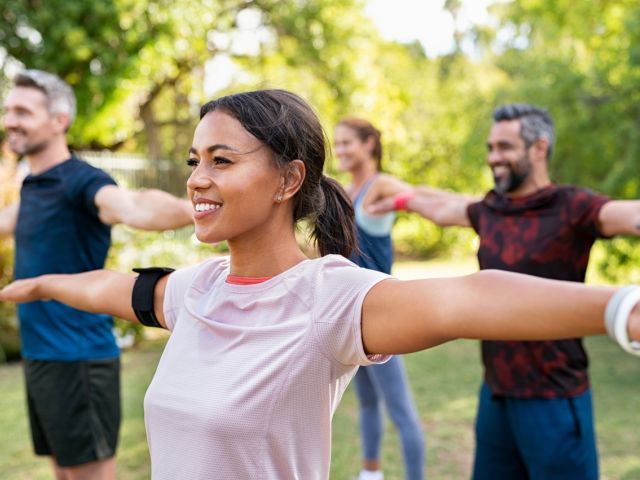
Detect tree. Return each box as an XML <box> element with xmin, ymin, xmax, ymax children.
<box><xmin>0</xmin><ymin>0</ymin><xmax>371</xmax><ymax>160</ymax></box>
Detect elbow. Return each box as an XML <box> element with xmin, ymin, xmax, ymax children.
<box><xmin>119</xmin><ymin>211</ymin><xmax>161</xmax><ymax>231</ymax></box>
<box><xmin>431</xmin><ymin>212</ymin><xmax>455</xmax><ymax>227</ymax></box>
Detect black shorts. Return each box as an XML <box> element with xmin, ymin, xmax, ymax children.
<box><xmin>24</xmin><ymin>357</ymin><xmax>121</xmax><ymax>467</ymax></box>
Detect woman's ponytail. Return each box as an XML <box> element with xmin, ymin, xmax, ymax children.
<box><xmin>311</xmin><ymin>176</ymin><xmax>358</xmax><ymax>258</ymax></box>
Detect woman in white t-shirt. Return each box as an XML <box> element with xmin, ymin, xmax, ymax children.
<box><xmin>1</xmin><ymin>89</ymin><xmax>638</xmax><ymax>480</ymax></box>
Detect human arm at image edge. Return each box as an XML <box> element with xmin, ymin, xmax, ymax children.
<box><xmin>598</xmin><ymin>199</ymin><xmax>640</xmax><ymax>237</ymax></box>
<box><xmin>0</xmin><ymin>270</ymin><xmax>169</xmax><ymax>329</ymax></box>
<box><xmin>361</xmin><ymin>270</ymin><xmax>638</xmax><ymax>355</ymax></box>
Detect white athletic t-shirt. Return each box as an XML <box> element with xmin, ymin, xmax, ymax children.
<box><xmin>144</xmin><ymin>254</ymin><xmax>390</xmax><ymax>479</ymax></box>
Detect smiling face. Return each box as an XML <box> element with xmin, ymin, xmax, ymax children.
<box><xmin>486</xmin><ymin>119</ymin><xmax>534</xmax><ymax>195</ymax></box>
<box><xmin>186</xmin><ymin>110</ymin><xmax>285</xmax><ymax>245</ymax></box>
<box><xmin>334</xmin><ymin>124</ymin><xmax>375</xmax><ymax>174</ymax></box>
<box><xmin>3</xmin><ymin>86</ymin><xmax>66</xmax><ymax>157</ymax></box>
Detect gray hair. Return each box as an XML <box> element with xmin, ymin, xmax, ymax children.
<box><xmin>13</xmin><ymin>69</ymin><xmax>76</xmax><ymax>129</ymax></box>
<box><xmin>492</xmin><ymin>103</ymin><xmax>555</xmax><ymax>161</ymax></box>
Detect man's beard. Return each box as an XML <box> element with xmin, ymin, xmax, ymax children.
<box><xmin>7</xmin><ymin>129</ymin><xmax>49</xmax><ymax>156</ymax></box>
<box><xmin>493</xmin><ymin>153</ymin><xmax>532</xmax><ymax>195</ymax></box>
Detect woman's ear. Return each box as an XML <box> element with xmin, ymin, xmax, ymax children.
<box><xmin>364</xmin><ymin>134</ymin><xmax>376</xmax><ymax>155</ymax></box>
<box><xmin>277</xmin><ymin>160</ymin><xmax>306</xmax><ymax>202</ymax></box>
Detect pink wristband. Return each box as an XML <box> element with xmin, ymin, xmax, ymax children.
<box><xmin>393</xmin><ymin>192</ymin><xmax>416</xmax><ymax>211</ymax></box>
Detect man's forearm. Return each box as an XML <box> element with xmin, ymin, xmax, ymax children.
<box><xmin>124</xmin><ymin>190</ymin><xmax>193</xmax><ymax>231</ymax></box>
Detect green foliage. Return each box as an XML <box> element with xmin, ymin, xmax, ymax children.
<box><xmin>1</xmin><ymin>0</ymin><xmax>371</xmax><ymax>160</ymax></box>
<box><xmin>2</xmin><ymin>0</ymin><xmax>638</xmax><ymax>270</ymax></box>
<box><xmin>0</xmin><ymin>236</ymin><xmax>19</xmax><ymax>362</ymax></box>
<box><xmin>0</xmin><ymin>163</ymin><xmax>19</xmax><ymax>362</ymax></box>
<box><xmin>591</xmin><ymin>240</ymin><xmax>640</xmax><ymax>285</ymax></box>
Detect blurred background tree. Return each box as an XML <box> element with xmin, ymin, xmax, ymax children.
<box><xmin>0</xmin><ymin>142</ymin><xmax>20</xmax><ymax>361</ymax></box>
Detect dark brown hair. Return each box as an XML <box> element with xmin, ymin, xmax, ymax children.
<box><xmin>337</xmin><ymin>117</ymin><xmax>383</xmax><ymax>171</ymax></box>
<box><xmin>200</xmin><ymin>89</ymin><xmax>357</xmax><ymax>258</ymax></box>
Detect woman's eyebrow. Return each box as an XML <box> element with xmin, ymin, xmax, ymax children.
<box><xmin>188</xmin><ymin>143</ymin><xmax>240</xmax><ymax>155</ymax></box>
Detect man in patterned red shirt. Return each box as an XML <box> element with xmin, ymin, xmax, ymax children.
<box><xmin>370</xmin><ymin>104</ymin><xmax>640</xmax><ymax>480</ymax></box>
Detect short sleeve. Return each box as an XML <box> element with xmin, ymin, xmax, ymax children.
<box><xmin>466</xmin><ymin>200</ymin><xmax>483</xmax><ymax>234</ymax></box>
<box><xmin>312</xmin><ymin>256</ymin><xmax>391</xmax><ymax>367</ymax></box>
<box><xmin>163</xmin><ymin>263</ymin><xmax>204</xmax><ymax>331</ymax></box>
<box><xmin>162</xmin><ymin>258</ymin><xmax>229</xmax><ymax>331</ymax></box>
<box><xmin>66</xmin><ymin>160</ymin><xmax>117</xmax><ymax>216</ymax></box>
<box><xmin>567</xmin><ymin>187</ymin><xmax>610</xmax><ymax>238</ymax></box>
<box><xmin>81</xmin><ymin>169</ymin><xmax>117</xmax><ymax>215</ymax></box>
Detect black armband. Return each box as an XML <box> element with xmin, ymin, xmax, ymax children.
<box><xmin>131</xmin><ymin>267</ymin><xmax>175</xmax><ymax>328</ymax></box>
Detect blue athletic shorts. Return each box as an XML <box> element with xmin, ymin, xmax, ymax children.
<box><xmin>472</xmin><ymin>382</ymin><xmax>598</xmax><ymax>480</ymax></box>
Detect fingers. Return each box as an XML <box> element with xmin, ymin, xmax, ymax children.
<box><xmin>0</xmin><ymin>280</ymin><xmax>37</xmax><ymax>303</ymax></box>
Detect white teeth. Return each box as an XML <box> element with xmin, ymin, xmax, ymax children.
<box><xmin>194</xmin><ymin>203</ymin><xmax>221</xmax><ymax>212</ymax></box>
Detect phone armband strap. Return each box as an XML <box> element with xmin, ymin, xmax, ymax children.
<box><xmin>131</xmin><ymin>267</ymin><xmax>175</xmax><ymax>328</ymax></box>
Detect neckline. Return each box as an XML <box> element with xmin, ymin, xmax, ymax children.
<box><xmin>25</xmin><ymin>156</ymin><xmax>74</xmax><ymax>179</ymax></box>
<box><xmin>226</xmin><ymin>275</ymin><xmax>273</xmax><ymax>285</ymax></box>
<box><xmin>485</xmin><ymin>184</ymin><xmax>558</xmax><ymax>212</ymax></box>
<box><xmin>221</xmin><ymin>258</ymin><xmax>312</xmax><ymax>292</ymax></box>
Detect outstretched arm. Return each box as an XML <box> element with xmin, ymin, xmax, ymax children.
<box><xmin>598</xmin><ymin>200</ymin><xmax>640</xmax><ymax>237</ymax></box>
<box><xmin>367</xmin><ymin>183</ymin><xmax>479</xmax><ymax>227</ymax></box>
<box><xmin>0</xmin><ymin>270</ymin><xmax>170</xmax><ymax>328</ymax></box>
<box><xmin>359</xmin><ymin>174</ymin><xmax>412</xmax><ymax>210</ymax></box>
<box><xmin>361</xmin><ymin>271</ymin><xmax>638</xmax><ymax>355</ymax></box>
<box><xmin>95</xmin><ymin>185</ymin><xmax>193</xmax><ymax>231</ymax></box>
<box><xmin>0</xmin><ymin>203</ymin><xmax>18</xmax><ymax>237</ymax></box>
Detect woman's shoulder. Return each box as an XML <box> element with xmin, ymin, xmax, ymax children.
<box><xmin>376</xmin><ymin>173</ymin><xmax>411</xmax><ymax>193</ymax></box>
<box><xmin>307</xmin><ymin>254</ymin><xmax>356</xmax><ymax>270</ymax></box>
<box><xmin>372</xmin><ymin>172</ymin><xmax>397</xmax><ymax>183</ymax></box>
<box><xmin>169</xmin><ymin>255</ymin><xmax>230</xmax><ymax>290</ymax></box>
<box><xmin>306</xmin><ymin>255</ymin><xmax>389</xmax><ymax>287</ymax></box>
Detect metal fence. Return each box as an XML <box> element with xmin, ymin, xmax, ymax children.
<box><xmin>79</xmin><ymin>150</ymin><xmax>189</xmax><ymax>198</ymax></box>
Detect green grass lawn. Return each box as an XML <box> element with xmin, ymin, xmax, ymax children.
<box><xmin>1</xmin><ymin>258</ymin><xmax>639</xmax><ymax>479</ymax></box>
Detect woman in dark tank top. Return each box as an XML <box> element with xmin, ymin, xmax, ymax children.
<box><xmin>334</xmin><ymin>118</ymin><xmax>425</xmax><ymax>480</ymax></box>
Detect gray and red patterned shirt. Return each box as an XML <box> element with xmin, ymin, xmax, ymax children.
<box><xmin>467</xmin><ymin>185</ymin><xmax>610</xmax><ymax>398</ymax></box>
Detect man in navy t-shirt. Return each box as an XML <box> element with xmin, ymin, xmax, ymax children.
<box><xmin>369</xmin><ymin>104</ymin><xmax>640</xmax><ymax>479</ymax></box>
<box><xmin>0</xmin><ymin>70</ymin><xmax>193</xmax><ymax>479</ymax></box>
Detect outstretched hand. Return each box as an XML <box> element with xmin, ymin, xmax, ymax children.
<box><xmin>0</xmin><ymin>278</ymin><xmax>47</xmax><ymax>303</ymax></box>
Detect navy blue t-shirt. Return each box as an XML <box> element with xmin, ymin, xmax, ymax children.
<box><xmin>15</xmin><ymin>156</ymin><xmax>120</xmax><ymax>360</ymax></box>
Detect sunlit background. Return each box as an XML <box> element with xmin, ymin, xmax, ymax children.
<box><xmin>1</xmin><ymin>1</ymin><xmax>639</xmax><ymax>478</ymax></box>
